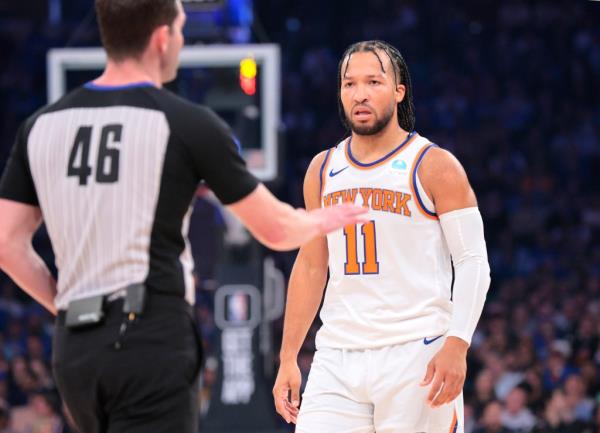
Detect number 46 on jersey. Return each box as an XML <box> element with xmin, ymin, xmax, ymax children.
<box><xmin>68</xmin><ymin>124</ymin><xmax>122</xmax><ymax>186</ymax></box>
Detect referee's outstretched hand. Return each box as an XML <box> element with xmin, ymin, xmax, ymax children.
<box><xmin>273</xmin><ymin>360</ymin><xmax>301</xmax><ymax>424</ymax></box>
<box><xmin>306</xmin><ymin>203</ymin><xmax>370</xmax><ymax>236</ymax></box>
<box><xmin>228</xmin><ymin>184</ymin><xmax>368</xmax><ymax>251</ymax></box>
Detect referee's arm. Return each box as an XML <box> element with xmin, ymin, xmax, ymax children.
<box><xmin>0</xmin><ymin>123</ymin><xmax>57</xmax><ymax>315</ymax></box>
<box><xmin>0</xmin><ymin>200</ymin><xmax>57</xmax><ymax>315</ymax></box>
<box><xmin>188</xmin><ymin>107</ymin><xmax>367</xmax><ymax>251</ymax></box>
<box><xmin>227</xmin><ymin>184</ymin><xmax>366</xmax><ymax>251</ymax></box>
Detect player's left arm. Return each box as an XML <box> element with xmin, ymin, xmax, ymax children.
<box><xmin>0</xmin><ymin>199</ymin><xmax>57</xmax><ymax>315</ymax></box>
<box><xmin>418</xmin><ymin>146</ymin><xmax>491</xmax><ymax>407</ymax></box>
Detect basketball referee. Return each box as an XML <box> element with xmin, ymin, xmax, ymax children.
<box><xmin>0</xmin><ymin>1</ymin><xmax>366</xmax><ymax>432</ymax></box>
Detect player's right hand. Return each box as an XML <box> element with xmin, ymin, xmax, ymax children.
<box><xmin>273</xmin><ymin>360</ymin><xmax>302</xmax><ymax>424</ymax></box>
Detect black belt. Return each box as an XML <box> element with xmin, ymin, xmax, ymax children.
<box><xmin>57</xmin><ymin>289</ymin><xmax>190</xmax><ymax>327</ymax></box>
<box><xmin>57</xmin><ymin>296</ymin><xmax>122</xmax><ymax>326</ymax></box>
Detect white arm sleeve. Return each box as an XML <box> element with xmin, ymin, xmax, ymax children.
<box><xmin>439</xmin><ymin>207</ymin><xmax>491</xmax><ymax>345</ymax></box>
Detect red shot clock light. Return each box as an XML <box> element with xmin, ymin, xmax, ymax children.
<box><xmin>239</xmin><ymin>57</ymin><xmax>257</xmax><ymax>96</ymax></box>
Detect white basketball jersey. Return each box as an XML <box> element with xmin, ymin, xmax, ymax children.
<box><xmin>316</xmin><ymin>132</ymin><xmax>453</xmax><ymax>349</ymax></box>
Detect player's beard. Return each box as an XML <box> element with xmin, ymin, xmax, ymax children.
<box><xmin>345</xmin><ymin>102</ymin><xmax>396</xmax><ymax>136</ymax></box>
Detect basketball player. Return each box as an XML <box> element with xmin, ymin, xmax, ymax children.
<box><xmin>273</xmin><ymin>40</ymin><xmax>491</xmax><ymax>433</ymax></box>
<box><xmin>0</xmin><ymin>2</ymin><xmax>366</xmax><ymax>432</ymax></box>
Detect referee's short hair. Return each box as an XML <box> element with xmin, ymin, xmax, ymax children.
<box><xmin>95</xmin><ymin>0</ymin><xmax>179</xmax><ymax>61</ymax></box>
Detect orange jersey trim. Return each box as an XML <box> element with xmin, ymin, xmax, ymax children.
<box><xmin>449</xmin><ymin>410</ymin><xmax>458</xmax><ymax>433</ymax></box>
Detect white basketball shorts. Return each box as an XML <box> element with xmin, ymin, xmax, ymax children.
<box><xmin>296</xmin><ymin>335</ymin><xmax>463</xmax><ymax>433</ymax></box>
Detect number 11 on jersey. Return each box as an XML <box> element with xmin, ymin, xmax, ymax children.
<box><xmin>343</xmin><ymin>221</ymin><xmax>379</xmax><ymax>275</ymax></box>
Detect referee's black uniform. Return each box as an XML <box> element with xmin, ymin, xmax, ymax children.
<box><xmin>0</xmin><ymin>81</ymin><xmax>259</xmax><ymax>433</ymax></box>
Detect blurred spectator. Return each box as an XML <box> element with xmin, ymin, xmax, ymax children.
<box><xmin>10</xmin><ymin>391</ymin><xmax>62</xmax><ymax>433</ymax></box>
<box><xmin>542</xmin><ymin>344</ymin><xmax>578</xmax><ymax>392</ymax></box>
<box><xmin>470</xmin><ymin>369</ymin><xmax>497</xmax><ymax>420</ymax></box>
<box><xmin>562</xmin><ymin>374</ymin><xmax>595</xmax><ymax>423</ymax></box>
<box><xmin>8</xmin><ymin>358</ymin><xmax>38</xmax><ymax>407</ymax></box>
<box><xmin>501</xmin><ymin>387</ymin><xmax>537</xmax><ymax>432</ymax></box>
<box><xmin>465</xmin><ymin>403</ymin><xmax>477</xmax><ymax>433</ymax></box>
<box><xmin>520</xmin><ymin>369</ymin><xmax>546</xmax><ymax>414</ymax></box>
<box><xmin>533</xmin><ymin>389</ymin><xmax>591</xmax><ymax>433</ymax></box>
<box><xmin>473</xmin><ymin>401</ymin><xmax>511</xmax><ymax>433</ymax></box>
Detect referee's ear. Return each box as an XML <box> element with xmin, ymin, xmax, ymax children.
<box><xmin>149</xmin><ymin>25</ymin><xmax>171</xmax><ymax>57</ymax></box>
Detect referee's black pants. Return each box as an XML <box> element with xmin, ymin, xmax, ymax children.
<box><xmin>52</xmin><ymin>293</ymin><xmax>203</xmax><ymax>433</ymax></box>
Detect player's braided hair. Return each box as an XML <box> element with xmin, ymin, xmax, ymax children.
<box><xmin>337</xmin><ymin>40</ymin><xmax>416</xmax><ymax>132</ymax></box>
